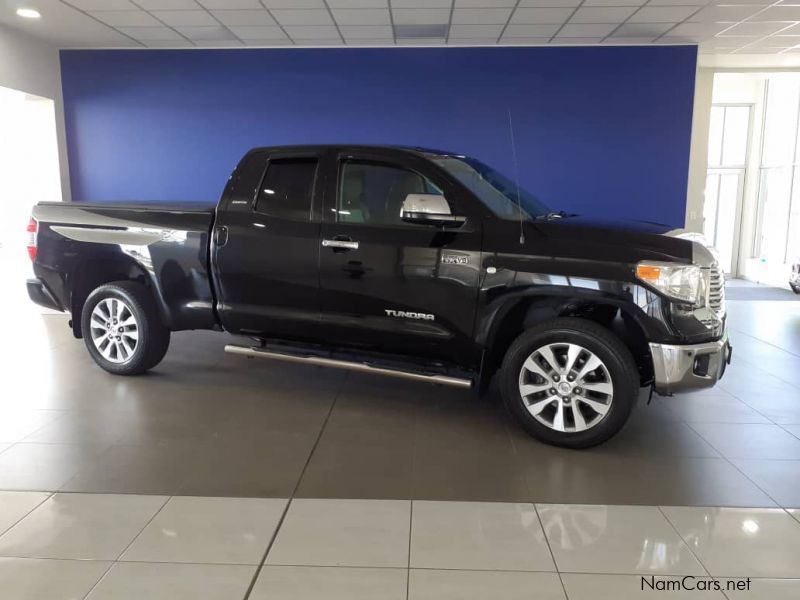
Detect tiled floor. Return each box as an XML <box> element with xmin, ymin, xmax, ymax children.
<box><xmin>1</xmin><ymin>492</ymin><xmax>800</xmax><ymax>599</ymax></box>
<box><xmin>1</xmin><ymin>289</ymin><xmax>799</xmax><ymax>508</ymax></box>
<box><xmin>1</xmin><ymin>271</ymin><xmax>799</xmax><ymax>597</ymax></box>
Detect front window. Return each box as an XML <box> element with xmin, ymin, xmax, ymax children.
<box><xmin>427</xmin><ymin>155</ymin><xmax>550</xmax><ymax>219</ymax></box>
<box><xmin>337</xmin><ymin>160</ymin><xmax>444</xmax><ymax>226</ymax></box>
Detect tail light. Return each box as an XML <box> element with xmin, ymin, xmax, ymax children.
<box><xmin>26</xmin><ymin>217</ymin><xmax>38</xmax><ymax>261</ymax></box>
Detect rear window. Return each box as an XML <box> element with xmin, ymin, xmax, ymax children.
<box><xmin>254</xmin><ymin>158</ymin><xmax>318</xmax><ymax>221</ymax></box>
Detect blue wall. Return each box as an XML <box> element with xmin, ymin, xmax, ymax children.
<box><xmin>60</xmin><ymin>46</ymin><xmax>696</xmax><ymax>226</ymax></box>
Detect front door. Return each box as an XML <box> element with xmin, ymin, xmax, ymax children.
<box><xmin>213</xmin><ymin>151</ymin><xmax>322</xmax><ymax>339</ymax></box>
<box><xmin>318</xmin><ymin>153</ymin><xmax>483</xmax><ymax>366</ymax></box>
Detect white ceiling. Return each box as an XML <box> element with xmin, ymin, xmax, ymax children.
<box><xmin>3</xmin><ymin>0</ymin><xmax>800</xmax><ymax>60</ymax></box>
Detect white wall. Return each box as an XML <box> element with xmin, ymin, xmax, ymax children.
<box><xmin>0</xmin><ymin>23</ymin><xmax>70</xmax><ymax>202</ymax></box>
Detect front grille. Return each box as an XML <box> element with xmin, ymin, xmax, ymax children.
<box><xmin>707</xmin><ymin>265</ymin><xmax>725</xmax><ymax>316</ymax></box>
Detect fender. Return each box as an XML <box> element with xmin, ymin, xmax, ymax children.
<box><xmin>477</xmin><ymin>278</ymin><xmax>671</xmax><ymax>353</ymax></box>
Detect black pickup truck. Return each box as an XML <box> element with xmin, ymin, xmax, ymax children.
<box><xmin>27</xmin><ymin>145</ymin><xmax>731</xmax><ymax>448</ymax></box>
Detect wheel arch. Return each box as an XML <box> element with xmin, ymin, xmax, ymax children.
<box><xmin>69</xmin><ymin>256</ymin><xmax>166</xmax><ymax>338</ymax></box>
<box><xmin>477</xmin><ymin>289</ymin><xmax>654</xmax><ymax>391</ymax></box>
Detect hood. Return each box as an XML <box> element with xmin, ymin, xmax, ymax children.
<box><xmin>515</xmin><ymin>215</ymin><xmax>695</xmax><ymax>264</ymax></box>
<box><xmin>541</xmin><ymin>215</ymin><xmax>675</xmax><ymax>236</ymax></box>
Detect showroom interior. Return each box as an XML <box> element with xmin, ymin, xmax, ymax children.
<box><xmin>1</xmin><ymin>0</ymin><xmax>800</xmax><ymax>599</ymax></box>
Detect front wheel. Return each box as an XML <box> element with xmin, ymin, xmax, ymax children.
<box><xmin>81</xmin><ymin>281</ymin><xmax>170</xmax><ymax>375</ymax></box>
<box><xmin>791</xmin><ymin>283</ymin><xmax>799</xmax><ymax>294</ymax></box>
<box><xmin>500</xmin><ymin>317</ymin><xmax>639</xmax><ymax>449</ymax></box>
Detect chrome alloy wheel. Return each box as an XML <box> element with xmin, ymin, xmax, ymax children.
<box><xmin>518</xmin><ymin>342</ymin><xmax>614</xmax><ymax>433</ymax></box>
<box><xmin>90</xmin><ymin>298</ymin><xmax>139</xmax><ymax>364</ymax></box>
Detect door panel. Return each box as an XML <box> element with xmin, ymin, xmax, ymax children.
<box><xmin>318</xmin><ymin>156</ymin><xmax>482</xmax><ymax>366</ymax></box>
<box><xmin>213</xmin><ymin>153</ymin><xmax>322</xmax><ymax>338</ymax></box>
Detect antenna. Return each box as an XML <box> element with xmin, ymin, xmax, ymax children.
<box><xmin>507</xmin><ymin>109</ymin><xmax>525</xmax><ymax>245</ymax></box>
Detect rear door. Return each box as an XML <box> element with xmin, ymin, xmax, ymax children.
<box><xmin>213</xmin><ymin>150</ymin><xmax>323</xmax><ymax>338</ymax></box>
<box><xmin>317</xmin><ymin>151</ymin><xmax>483</xmax><ymax>366</ymax></box>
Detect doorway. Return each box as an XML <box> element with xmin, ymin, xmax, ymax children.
<box><xmin>704</xmin><ymin>104</ymin><xmax>752</xmax><ymax>275</ymax></box>
<box><xmin>0</xmin><ymin>85</ymin><xmax>62</xmax><ymax>307</ymax></box>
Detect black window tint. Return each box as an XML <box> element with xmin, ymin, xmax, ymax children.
<box><xmin>255</xmin><ymin>158</ymin><xmax>318</xmax><ymax>221</ymax></box>
<box><xmin>226</xmin><ymin>152</ymin><xmax>267</xmax><ymax>211</ymax></box>
<box><xmin>338</xmin><ymin>161</ymin><xmax>443</xmax><ymax>226</ymax></box>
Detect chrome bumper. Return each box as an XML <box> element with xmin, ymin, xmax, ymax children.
<box><xmin>649</xmin><ymin>330</ymin><xmax>732</xmax><ymax>395</ymax></box>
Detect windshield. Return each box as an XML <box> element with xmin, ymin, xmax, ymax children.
<box><xmin>428</xmin><ymin>155</ymin><xmax>551</xmax><ymax>219</ymax></box>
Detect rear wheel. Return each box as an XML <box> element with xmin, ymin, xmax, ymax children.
<box><xmin>500</xmin><ymin>317</ymin><xmax>639</xmax><ymax>448</ymax></box>
<box><xmin>81</xmin><ymin>281</ymin><xmax>170</xmax><ymax>375</ymax></box>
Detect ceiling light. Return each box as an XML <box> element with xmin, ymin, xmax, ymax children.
<box><xmin>16</xmin><ymin>8</ymin><xmax>41</xmax><ymax>19</ymax></box>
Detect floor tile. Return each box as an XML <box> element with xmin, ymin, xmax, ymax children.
<box><xmin>561</xmin><ymin>573</ymin><xmax>726</xmax><ymax>599</ymax></box>
<box><xmin>662</xmin><ymin>506</ymin><xmax>800</xmax><ymax>577</ymax></box>
<box><xmin>413</xmin><ymin>407</ymin><xmax>532</xmax><ymax>502</ymax></box>
<box><xmin>688</xmin><ymin>423</ymin><xmax>800</xmax><ymax>459</ymax></box>
<box><xmin>408</xmin><ymin>569</ymin><xmax>565</xmax><ymax>600</ymax></box>
<box><xmin>592</xmin><ymin>421</ymin><xmax>721</xmax><ymax>458</ymax></box>
<box><xmin>410</xmin><ymin>501</ymin><xmax>554</xmax><ymax>571</ymax></box>
<box><xmin>0</xmin><ymin>493</ymin><xmax>167</xmax><ymax>560</ymax></box>
<box><xmin>84</xmin><ymin>561</ymin><xmax>255</xmax><ymax>600</ymax></box>
<box><xmin>732</xmin><ymin>392</ymin><xmax>800</xmax><ymax>425</ymax></box>
<box><xmin>722</xmin><ymin>578</ymin><xmax>800</xmax><ymax>599</ymax></box>
<box><xmin>59</xmin><ymin>442</ymin><xmax>197</xmax><ymax>495</ymax></box>
<box><xmin>0</xmin><ymin>443</ymin><xmax>108</xmax><ymax>491</ymax></box>
<box><xmin>539</xmin><ymin>504</ymin><xmax>705</xmax><ymax>575</ymax></box>
<box><xmin>0</xmin><ymin>557</ymin><xmax>111</xmax><ymax>600</ymax></box>
<box><xmin>516</xmin><ymin>451</ymin><xmax>776</xmax><ymax>507</ymax></box>
<box><xmin>176</xmin><ymin>433</ymin><xmax>315</xmax><ymax>498</ymax></box>
<box><xmin>250</xmin><ymin>566</ymin><xmax>407</xmax><ymax>600</ymax></box>
<box><xmin>121</xmin><ymin>496</ymin><xmax>286</xmax><ymax>564</ymax></box>
<box><xmin>0</xmin><ymin>410</ymin><xmax>64</xmax><ymax>443</ymax></box>
<box><xmin>266</xmin><ymin>499</ymin><xmax>410</xmax><ymax>567</ymax></box>
<box><xmin>662</xmin><ymin>394</ymin><xmax>771</xmax><ymax>424</ymax></box>
<box><xmin>0</xmin><ymin>491</ymin><xmax>50</xmax><ymax>536</ymax></box>
<box><xmin>295</xmin><ymin>422</ymin><xmax>414</xmax><ymax>499</ymax></box>
<box><xmin>732</xmin><ymin>459</ymin><xmax>800</xmax><ymax>508</ymax></box>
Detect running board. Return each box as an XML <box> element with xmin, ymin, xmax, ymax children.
<box><xmin>224</xmin><ymin>344</ymin><xmax>473</xmax><ymax>389</ymax></box>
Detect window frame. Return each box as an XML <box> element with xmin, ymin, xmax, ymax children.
<box><xmin>252</xmin><ymin>152</ymin><xmax>321</xmax><ymax>223</ymax></box>
<box><xmin>332</xmin><ymin>156</ymin><xmax>454</xmax><ymax>230</ymax></box>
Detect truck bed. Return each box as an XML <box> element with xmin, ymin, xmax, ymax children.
<box><xmin>31</xmin><ymin>201</ymin><xmax>217</xmax><ymax>333</ymax></box>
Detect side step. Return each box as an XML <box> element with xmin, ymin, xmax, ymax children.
<box><xmin>224</xmin><ymin>344</ymin><xmax>473</xmax><ymax>389</ymax></box>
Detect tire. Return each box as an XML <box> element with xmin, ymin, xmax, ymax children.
<box><xmin>500</xmin><ymin>317</ymin><xmax>639</xmax><ymax>449</ymax></box>
<box><xmin>791</xmin><ymin>283</ymin><xmax>800</xmax><ymax>294</ymax></box>
<box><xmin>81</xmin><ymin>281</ymin><xmax>170</xmax><ymax>375</ymax></box>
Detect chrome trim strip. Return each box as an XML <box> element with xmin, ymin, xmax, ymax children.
<box><xmin>224</xmin><ymin>344</ymin><xmax>472</xmax><ymax>389</ymax></box>
<box><xmin>50</xmin><ymin>226</ymin><xmax>165</xmax><ymax>246</ymax></box>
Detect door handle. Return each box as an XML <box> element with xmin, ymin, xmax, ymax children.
<box><xmin>215</xmin><ymin>225</ymin><xmax>228</xmax><ymax>247</ymax></box>
<box><xmin>322</xmin><ymin>238</ymin><xmax>359</xmax><ymax>251</ymax></box>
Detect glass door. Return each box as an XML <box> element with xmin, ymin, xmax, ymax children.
<box><xmin>704</xmin><ymin>104</ymin><xmax>752</xmax><ymax>275</ymax></box>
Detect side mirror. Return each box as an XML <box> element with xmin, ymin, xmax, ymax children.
<box><xmin>400</xmin><ymin>194</ymin><xmax>466</xmax><ymax>227</ymax></box>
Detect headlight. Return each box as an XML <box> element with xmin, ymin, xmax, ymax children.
<box><xmin>636</xmin><ymin>261</ymin><xmax>704</xmax><ymax>305</ymax></box>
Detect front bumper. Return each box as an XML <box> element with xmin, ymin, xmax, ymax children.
<box><xmin>26</xmin><ymin>278</ymin><xmax>63</xmax><ymax>312</ymax></box>
<box><xmin>649</xmin><ymin>330</ymin><xmax>732</xmax><ymax>395</ymax></box>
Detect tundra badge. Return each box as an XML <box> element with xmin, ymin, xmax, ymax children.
<box><xmin>385</xmin><ymin>309</ymin><xmax>435</xmax><ymax>321</ymax></box>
